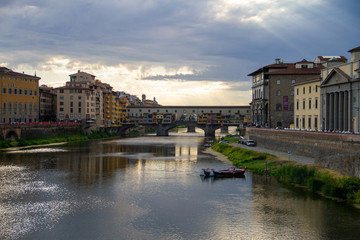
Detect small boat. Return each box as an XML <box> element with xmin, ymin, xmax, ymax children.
<box><xmin>200</xmin><ymin>166</ymin><xmax>246</xmax><ymax>177</ymax></box>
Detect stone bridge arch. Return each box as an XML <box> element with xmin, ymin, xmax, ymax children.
<box><xmin>2</xmin><ymin>128</ymin><xmax>21</xmax><ymax>141</ymax></box>
<box><xmin>156</xmin><ymin>121</ymin><xmax>222</xmax><ymax>137</ymax></box>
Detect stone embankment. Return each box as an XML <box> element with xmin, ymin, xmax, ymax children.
<box><xmin>245</xmin><ymin>128</ymin><xmax>360</xmax><ymax>177</ymax></box>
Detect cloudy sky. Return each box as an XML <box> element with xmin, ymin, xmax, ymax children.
<box><xmin>0</xmin><ymin>0</ymin><xmax>359</xmax><ymax>105</ymax></box>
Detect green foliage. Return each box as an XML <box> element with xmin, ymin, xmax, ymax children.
<box><xmin>272</xmin><ymin>165</ymin><xmax>315</xmax><ymax>185</ymax></box>
<box><xmin>211</xmin><ymin>143</ymin><xmax>275</xmax><ymax>174</ymax></box>
<box><xmin>211</xmin><ymin>142</ymin><xmax>360</xmax><ymax>204</ymax></box>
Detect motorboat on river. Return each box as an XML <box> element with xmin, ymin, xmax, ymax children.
<box><xmin>200</xmin><ymin>167</ymin><xmax>246</xmax><ymax>178</ymax></box>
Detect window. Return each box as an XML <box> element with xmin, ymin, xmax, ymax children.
<box><xmin>296</xmin><ymin>100</ymin><xmax>299</xmax><ymax>110</ymax></box>
<box><xmin>60</xmin><ymin>95</ymin><xmax>64</xmax><ymax>100</ymax></box>
<box><xmin>60</xmin><ymin>89</ymin><xmax>64</xmax><ymax>93</ymax></box>
<box><xmin>3</xmin><ymin>88</ymin><xmax>6</xmax><ymax>94</ymax></box>
<box><xmin>308</xmin><ymin>116</ymin><xmax>311</xmax><ymax>129</ymax></box>
<box><xmin>34</xmin><ymin>103</ymin><xmax>37</xmax><ymax>110</ymax></box>
<box><xmin>277</xmin><ymin>80</ymin><xmax>280</xmax><ymax>85</ymax></box>
<box><xmin>34</xmin><ymin>90</ymin><xmax>37</xmax><ymax>96</ymax></box>
<box><xmin>14</xmin><ymin>89</ymin><xmax>17</xmax><ymax>94</ymax></box>
<box><xmin>19</xmin><ymin>89</ymin><xmax>22</xmax><ymax>94</ymax></box>
<box><xmin>303</xmin><ymin>99</ymin><xmax>305</xmax><ymax>109</ymax></box>
<box><xmin>24</xmin><ymin>90</ymin><xmax>28</xmax><ymax>95</ymax></box>
<box><xmin>78</xmin><ymin>108</ymin><xmax>81</xmax><ymax>113</ymax></box>
<box><xmin>314</xmin><ymin>115</ymin><xmax>318</xmax><ymax>129</ymax></box>
<box><xmin>78</xmin><ymin>102</ymin><xmax>81</xmax><ymax>107</ymax></box>
<box><xmin>292</xmin><ymin>80</ymin><xmax>296</xmax><ymax>84</ymax></box>
<box><xmin>309</xmin><ymin>86</ymin><xmax>311</xmax><ymax>94</ymax></box>
<box><xmin>303</xmin><ymin>87</ymin><xmax>305</xmax><ymax>94</ymax></box>
<box><xmin>8</xmin><ymin>88</ymin><xmax>12</xmax><ymax>94</ymax></box>
<box><xmin>3</xmin><ymin>102</ymin><xmax>6</xmax><ymax>109</ymax></box>
<box><xmin>70</xmin><ymin>96</ymin><xmax>73</xmax><ymax>100</ymax></box>
<box><xmin>309</xmin><ymin>99</ymin><xmax>312</xmax><ymax>109</ymax></box>
<box><xmin>78</xmin><ymin>96</ymin><xmax>81</xmax><ymax>100</ymax></box>
<box><xmin>276</xmin><ymin>103</ymin><xmax>282</xmax><ymax>111</ymax></box>
<box><xmin>316</xmin><ymin>85</ymin><xmax>318</xmax><ymax>92</ymax></box>
<box><xmin>60</xmin><ymin>108</ymin><xmax>64</xmax><ymax>112</ymax></box>
<box><xmin>29</xmin><ymin>90</ymin><xmax>32</xmax><ymax>95</ymax></box>
<box><xmin>276</xmin><ymin>90</ymin><xmax>281</xmax><ymax>96</ymax></box>
<box><xmin>296</xmin><ymin>88</ymin><xmax>299</xmax><ymax>95</ymax></box>
<box><xmin>302</xmin><ymin>116</ymin><xmax>305</xmax><ymax>128</ymax></box>
<box><xmin>290</xmin><ymin>90</ymin><xmax>294</xmax><ymax>96</ymax></box>
<box><xmin>70</xmin><ymin>102</ymin><xmax>73</xmax><ymax>107</ymax></box>
<box><xmin>315</xmin><ymin>98</ymin><xmax>318</xmax><ymax>109</ymax></box>
<box><xmin>60</xmin><ymin>102</ymin><xmax>64</xmax><ymax>106</ymax></box>
<box><xmin>296</xmin><ymin>116</ymin><xmax>299</xmax><ymax>128</ymax></box>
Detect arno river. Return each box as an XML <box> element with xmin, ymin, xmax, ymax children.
<box><xmin>1</xmin><ymin>130</ymin><xmax>360</xmax><ymax>240</ymax></box>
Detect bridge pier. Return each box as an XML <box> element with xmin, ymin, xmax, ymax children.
<box><xmin>156</xmin><ymin>124</ymin><xmax>170</xmax><ymax>136</ymax></box>
<box><xmin>187</xmin><ymin>125</ymin><xmax>196</xmax><ymax>133</ymax></box>
<box><xmin>220</xmin><ymin>126</ymin><xmax>228</xmax><ymax>134</ymax></box>
<box><xmin>204</xmin><ymin>125</ymin><xmax>216</xmax><ymax>137</ymax></box>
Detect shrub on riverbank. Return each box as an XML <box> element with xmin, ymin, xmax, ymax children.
<box><xmin>0</xmin><ymin>131</ymin><xmax>118</xmax><ymax>149</ymax></box>
<box><xmin>211</xmin><ymin>142</ymin><xmax>280</xmax><ymax>174</ymax></box>
<box><xmin>272</xmin><ymin>165</ymin><xmax>360</xmax><ymax>204</ymax></box>
<box><xmin>211</xmin><ymin>141</ymin><xmax>360</xmax><ymax>204</ymax></box>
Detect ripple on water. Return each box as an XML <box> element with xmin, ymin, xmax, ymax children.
<box><xmin>7</xmin><ymin>148</ymin><xmax>68</xmax><ymax>154</ymax></box>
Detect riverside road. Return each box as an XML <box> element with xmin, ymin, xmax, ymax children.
<box><xmin>231</xmin><ymin>143</ymin><xmax>316</xmax><ymax>165</ymax></box>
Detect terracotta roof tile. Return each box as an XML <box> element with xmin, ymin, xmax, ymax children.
<box><xmin>348</xmin><ymin>46</ymin><xmax>360</xmax><ymax>52</ymax></box>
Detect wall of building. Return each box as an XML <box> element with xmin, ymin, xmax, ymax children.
<box><xmin>294</xmin><ymin>80</ymin><xmax>321</xmax><ymax>130</ymax></box>
<box><xmin>246</xmin><ymin>128</ymin><xmax>360</xmax><ymax>176</ymax></box>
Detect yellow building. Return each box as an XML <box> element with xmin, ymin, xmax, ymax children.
<box><xmin>0</xmin><ymin>67</ymin><xmax>40</xmax><ymax>123</ymax></box>
<box><xmin>293</xmin><ymin>77</ymin><xmax>321</xmax><ymax>130</ymax></box>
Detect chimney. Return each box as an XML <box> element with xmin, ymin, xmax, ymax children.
<box><xmin>275</xmin><ymin>58</ymin><xmax>281</xmax><ymax>64</ymax></box>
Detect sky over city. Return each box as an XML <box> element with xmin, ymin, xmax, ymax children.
<box><xmin>0</xmin><ymin>0</ymin><xmax>359</xmax><ymax>105</ymax></box>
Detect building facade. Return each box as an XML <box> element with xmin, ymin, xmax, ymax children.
<box><xmin>293</xmin><ymin>77</ymin><xmax>321</xmax><ymax>130</ymax></box>
<box><xmin>249</xmin><ymin>59</ymin><xmax>322</xmax><ymax>128</ymax></box>
<box><xmin>0</xmin><ymin>67</ymin><xmax>40</xmax><ymax>123</ymax></box>
<box><xmin>55</xmin><ymin>70</ymin><xmax>111</xmax><ymax>126</ymax></box>
<box><xmin>127</xmin><ymin>106</ymin><xmax>250</xmax><ymax>124</ymax></box>
<box><xmin>320</xmin><ymin>46</ymin><xmax>360</xmax><ymax>133</ymax></box>
<box><xmin>39</xmin><ymin>85</ymin><xmax>57</xmax><ymax>121</ymax></box>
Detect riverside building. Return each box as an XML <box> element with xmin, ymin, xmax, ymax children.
<box><xmin>0</xmin><ymin>67</ymin><xmax>40</xmax><ymax>123</ymax></box>
<box><xmin>320</xmin><ymin>46</ymin><xmax>360</xmax><ymax>133</ymax></box>
<box><xmin>248</xmin><ymin>59</ymin><xmax>323</xmax><ymax>128</ymax></box>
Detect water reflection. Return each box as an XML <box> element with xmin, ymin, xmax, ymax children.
<box><xmin>1</xmin><ymin>134</ymin><xmax>360</xmax><ymax>240</ymax></box>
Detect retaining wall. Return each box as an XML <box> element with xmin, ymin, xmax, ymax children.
<box><xmin>21</xmin><ymin>125</ymin><xmax>82</xmax><ymax>139</ymax></box>
<box><xmin>245</xmin><ymin>128</ymin><xmax>360</xmax><ymax>176</ymax></box>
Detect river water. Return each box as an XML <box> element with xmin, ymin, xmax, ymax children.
<box><xmin>1</xmin><ymin>131</ymin><xmax>360</xmax><ymax>240</ymax></box>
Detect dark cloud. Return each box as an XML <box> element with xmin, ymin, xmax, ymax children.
<box><xmin>0</xmin><ymin>0</ymin><xmax>359</xmax><ymax>85</ymax></box>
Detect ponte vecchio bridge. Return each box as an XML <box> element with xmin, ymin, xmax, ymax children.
<box><xmin>125</xmin><ymin>105</ymin><xmax>250</xmax><ymax>137</ymax></box>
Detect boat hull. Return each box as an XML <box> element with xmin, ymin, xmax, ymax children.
<box><xmin>200</xmin><ymin>167</ymin><xmax>246</xmax><ymax>178</ymax></box>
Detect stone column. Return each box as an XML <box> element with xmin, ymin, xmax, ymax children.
<box><xmin>325</xmin><ymin>93</ymin><xmax>330</xmax><ymax>130</ymax></box>
<box><xmin>339</xmin><ymin>91</ymin><xmax>344</xmax><ymax>131</ymax></box>
<box><xmin>344</xmin><ymin>91</ymin><xmax>349</xmax><ymax>131</ymax></box>
<box><xmin>329</xmin><ymin>93</ymin><xmax>334</xmax><ymax>131</ymax></box>
<box><xmin>334</xmin><ymin>92</ymin><xmax>339</xmax><ymax>130</ymax></box>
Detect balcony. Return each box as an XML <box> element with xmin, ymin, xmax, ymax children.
<box><xmin>252</xmin><ymin>79</ymin><xmax>268</xmax><ymax>88</ymax></box>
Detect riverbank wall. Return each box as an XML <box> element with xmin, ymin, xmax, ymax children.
<box><xmin>20</xmin><ymin>125</ymin><xmax>83</xmax><ymax>139</ymax></box>
<box><xmin>245</xmin><ymin>128</ymin><xmax>360</xmax><ymax>177</ymax></box>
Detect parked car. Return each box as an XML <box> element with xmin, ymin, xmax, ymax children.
<box><xmin>246</xmin><ymin>140</ymin><xmax>256</xmax><ymax>146</ymax></box>
<box><xmin>239</xmin><ymin>139</ymin><xmax>247</xmax><ymax>144</ymax></box>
